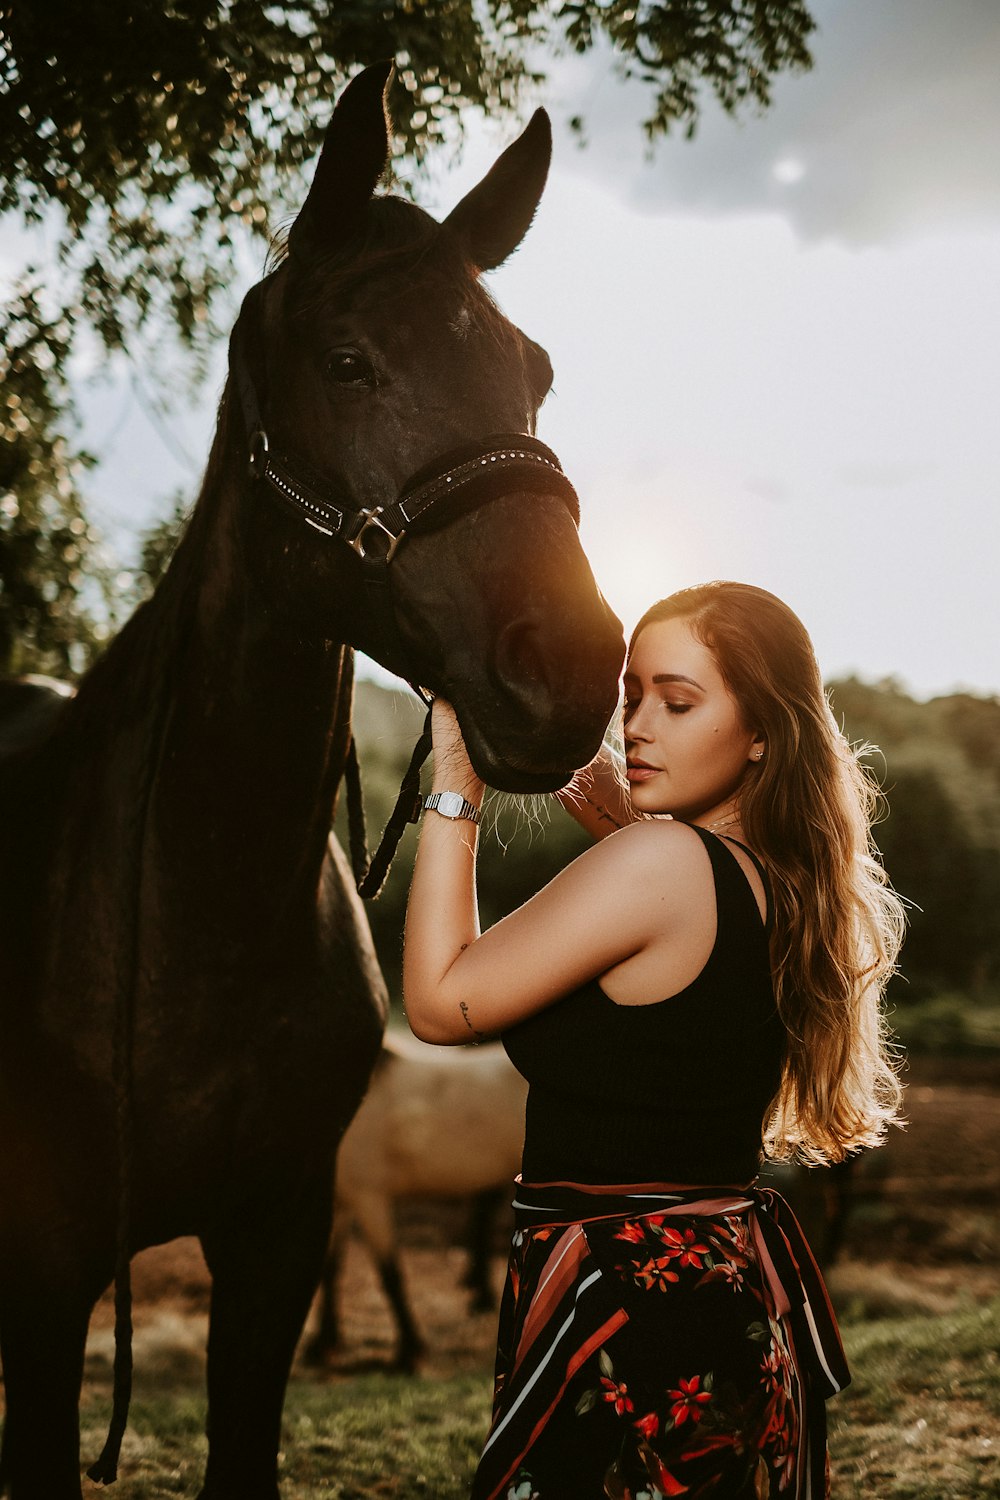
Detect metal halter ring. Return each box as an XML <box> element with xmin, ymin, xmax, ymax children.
<box><xmin>248</xmin><ymin>427</ymin><xmax>269</xmax><ymax>479</ymax></box>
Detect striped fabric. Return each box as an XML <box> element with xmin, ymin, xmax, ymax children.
<box><xmin>471</xmin><ymin>1180</ymin><xmax>848</xmax><ymax>1500</ymax></box>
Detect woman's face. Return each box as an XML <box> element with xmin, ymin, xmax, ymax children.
<box><xmin>623</xmin><ymin>616</ymin><xmax>764</xmax><ymax>823</ymax></box>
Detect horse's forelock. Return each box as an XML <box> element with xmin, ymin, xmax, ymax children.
<box><xmin>278</xmin><ymin>196</ymin><xmax>443</xmax><ymax>315</ymax></box>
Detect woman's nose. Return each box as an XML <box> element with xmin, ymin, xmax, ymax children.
<box><xmin>625</xmin><ymin>711</ymin><xmax>653</xmax><ymax>743</ymax></box>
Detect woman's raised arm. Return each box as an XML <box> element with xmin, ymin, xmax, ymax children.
<box><xmin>402</xmin><ymin>700</ymin><xmax>699</xmax><ymax>1046</ymax></box>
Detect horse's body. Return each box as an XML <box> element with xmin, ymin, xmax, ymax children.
<box><xmin>0</xmin><ymin>66</ymin><xmax>624</xmax><ymax>1500</ymax></box>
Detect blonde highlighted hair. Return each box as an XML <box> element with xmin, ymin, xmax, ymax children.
<box><xmin>632</xmin><ymin>582</ymin><xmax>905</xmax><ymax>1165</ymax></box>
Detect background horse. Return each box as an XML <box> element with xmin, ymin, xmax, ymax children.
<box><xmin>306</xmin><ymin>1033</ymin><xmax>527</xmax><ymax>1373</ymax></box>
<box><xmin>0</xmin><ymin>63</ymin><xmax>624</xmax><ymax>1500</ymax></box>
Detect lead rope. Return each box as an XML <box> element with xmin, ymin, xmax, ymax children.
<box><xmin>86</xmin><ymin>631</ymin><xmax>184</xmax><ymax>1486</ymax></box>
<box><xmin>346</xmin><ymin>690</ymin><xmax>434</xmax><ymax>900</ymax></box>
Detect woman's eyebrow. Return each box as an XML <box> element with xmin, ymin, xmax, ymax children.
<box><xmin>651</xmin><ymin>673</ymin><xmax>705</xmax><ymax>690</ymax></box>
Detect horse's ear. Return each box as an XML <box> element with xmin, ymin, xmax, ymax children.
<box><xmin>442</xmin><ymin>109</ymin><xmax>552</xmax><ymax>271</ymax></box>
<box><xmin>287</xmin><ymin>61</ymin><xmax>394</xmax><ymax>260</ymax></box>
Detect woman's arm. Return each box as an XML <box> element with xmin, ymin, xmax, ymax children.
<box><xmin>402</xmin><ymin>701</ymin><xmax>701</xmax><ymax>1046</ymax></box>
<box><xmin>554</xmin><ymin>743</ymin><xmax>635</xmax><ymax>841</ymax></box>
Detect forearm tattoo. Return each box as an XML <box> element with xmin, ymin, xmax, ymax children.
<box><xmin>459</xmin><ymin>1000</ymin><xmax>486</xmax><ymax>1042</ymax></box>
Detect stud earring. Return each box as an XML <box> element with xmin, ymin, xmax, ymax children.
<box><xmin>754</xmin><ymin>749</ymin><xmax>764</xmax><ymax>761</ymax></box>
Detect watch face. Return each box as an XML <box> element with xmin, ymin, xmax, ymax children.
<box><xmin>437</xmin><ymin>791</ymin><xmax>464</xmax><ymax>818</ymax></box>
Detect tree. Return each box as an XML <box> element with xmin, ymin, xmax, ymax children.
<box><xmin>830</xmin><ymin>676</ymin><xmax>1000</xmax><ymax>1000</ymax></box>
<box><xmin>0</xmin><ymin>286</ymin><xmax>102</xmax><ymax>675</ymax></box>
<box><xmin>873</xmin><ymin>766</ymin><xmax>1000</xmax><ymax>999</ymax></box>
<box><xmin>0</xmin><ymin>0</ymin><xmax>814</xmax><ymax>673</ymax></box>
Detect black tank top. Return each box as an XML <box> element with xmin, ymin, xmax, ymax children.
<box><xmin>502</xmin><ymin>825</ymin><xmax>785</xmax><ymax>1186</ymax></box>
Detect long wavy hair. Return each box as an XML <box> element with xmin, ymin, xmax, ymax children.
<box><xmin>631</xmin><ymin>582</ymin><xmax>905</xmax><ymax>1164</ymax></box>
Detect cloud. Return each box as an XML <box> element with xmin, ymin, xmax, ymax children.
<box><xmin>547</xmin><ymin>0</ymin><xmax>1000</xmax><ymax>245</ymax></box>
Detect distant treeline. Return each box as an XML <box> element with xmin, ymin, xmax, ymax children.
<box><xmin>338</xmin><ymin>677</ymin><xmax>1000</xmax><ymax>1009</ymax></box>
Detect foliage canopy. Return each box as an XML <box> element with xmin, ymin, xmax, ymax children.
<box><xmin>0</xmin><ymin>0</ymin><xmax>816</xmax><ymax>357</ymax></box>
<box><xmin>0</xmin><ymin>288</ymin><xmax>100</xmax><ymax>675</ymax></box>
<box><xmin>0</xmin><ymin>1</ymin><xmax>814</xmax><ymax>673</ymax></box>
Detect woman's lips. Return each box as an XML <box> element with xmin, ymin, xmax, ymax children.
<box><xmin>626</xmin><ymin>762</ymin><xmax>661</xmax><ymax>783</ymax></box>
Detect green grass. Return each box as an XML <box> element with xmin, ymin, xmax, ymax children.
<box><xmin>830</xmin><ymin>1296</ymin><xmax>1000</xmax><ymax>1498</ymax></box>
<box><xmin>79</xmin><ymin>1371</ymin><xmax>492</xmax><ymax>1499</ymax></box>
<box><xmin>73</xmin><ymin>1299</ymin><xmax>1000</xmax><ymax>1499</ymax></box>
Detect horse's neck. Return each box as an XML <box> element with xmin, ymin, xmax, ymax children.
<box><xmin>72</xmin><ymin>461</ymin><xmax>355</xmax><ymax>936</ymax></box>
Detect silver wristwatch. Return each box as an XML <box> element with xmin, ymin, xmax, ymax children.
<box><xmin>422</xmin><ymin>790</ymin><xmax>481</xmax><ymax>825</ymax></box>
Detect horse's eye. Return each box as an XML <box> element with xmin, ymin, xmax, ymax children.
<box><xmin>324</xmin><ymin>348</ymin><xmax>377</xmax><ymax>389</ymax></box>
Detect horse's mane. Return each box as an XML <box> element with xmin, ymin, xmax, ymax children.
<box><xmin>67</xmin><ymin>395</ymin><xmax>234</xmax><ymax>738</ymax></box>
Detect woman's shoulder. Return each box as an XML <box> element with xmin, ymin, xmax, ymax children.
<box><xmin>566</xmin><ymin>816</ymin><xmax>715</xmax><ymax>907</ymax></box>
<box><xmin>606</xmin><ymin>815</ymin><xmax>711</xmax><ymax>856</ymax></box>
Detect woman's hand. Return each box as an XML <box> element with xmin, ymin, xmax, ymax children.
<box><xmin>555</xmin><ymin>743</ymin><xmax>635</xmax><ymax>841</ymax></box>
<box><xmin>430</xmin><ymin>698</ymin><xmax>486</xmax><ymax>803</ymax></box>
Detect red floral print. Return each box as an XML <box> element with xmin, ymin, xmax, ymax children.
<box><xmin>632</xmin><ymin>1255</ymin><xmax>681</xmax><ymax>1291</ymax></box>
<box><xmin>600</xmin><ymin>1375</ymin><xmax>635</xmax><ymax>1417</ymax></box>
<box><xmin>668</xmin><ymin>1375</ymin><xmax>713</xmax><ymax>1427</ymax></box>
<box><xmin>659</xmin><ymin>1226</ymin><xmax>711</xmax><ymax>1269</ymax></box>
<box><xmin>634</xmin><ymin>1409</ymin><xmax>660</xmax><ymax>1440</ymax></box>
<box><xmin>615</xmin><ymin>1218</ymin><xmax>649</xmax><ymax>1243</ymax></box>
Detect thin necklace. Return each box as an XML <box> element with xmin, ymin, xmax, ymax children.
<box><xmin>706</xmin><ymin>810</ymin><xmax>741</xmax><ymax>835</ymax></box>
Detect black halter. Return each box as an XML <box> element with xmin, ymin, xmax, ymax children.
<box><xmin>228</xmin><ymin>320</ymin><xmax>581</xmax><ymax>897</ymax></box>
<box><xmin>229</xmin><ymin>319</ymin><xmax>579</xmax><ymax>567</ymax></box>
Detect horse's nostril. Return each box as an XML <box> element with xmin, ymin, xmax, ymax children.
<box><xmin>494</xmin><ymin>617</ymin><xmax>549</xmax><ymax>696</ymax></box>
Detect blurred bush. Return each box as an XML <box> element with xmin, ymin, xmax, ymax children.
<box><xmin>890</xmin><ymin>993</ymin><xmax>1000</xmax><ymax>1055</ymax></box>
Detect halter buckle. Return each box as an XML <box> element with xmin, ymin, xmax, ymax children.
<box><xmin>345</xmin><ymin>508</ymin><xmax>403</xmax><ymax>562</ymax></box>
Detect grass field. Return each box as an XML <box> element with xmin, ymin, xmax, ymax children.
<box><xmin>9</xmin><ymin>1059</ymin><xmax>1000</xmax><ymax>1498</ymax></box>
<box><xmin>71</xmin><ymin>1263</ymin><xmax>1000</xmax><ymax>1499</ymax></box>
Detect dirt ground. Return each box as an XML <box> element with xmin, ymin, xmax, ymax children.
<box><xmin>85</xmin><ymin>1054</ymin><xmax>1000</xmax><ymax>1381</ymax></box>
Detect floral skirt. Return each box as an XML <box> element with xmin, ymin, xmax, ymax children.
<box><xmin>470</xmin><ymin>1181</ymin><xmax>848</xmax><ymax>1500</ymax></box>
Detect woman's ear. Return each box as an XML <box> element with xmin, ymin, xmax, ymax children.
<box><xmin>748</xmin><ymin>735</ymin><xmax>766</xmax><ymax>765</ymax></box>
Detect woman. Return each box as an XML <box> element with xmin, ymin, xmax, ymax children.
<box><xmin>403</xmin><ymin>581</ymin><xmax>904</xmax><ymax>1500</ymax></box>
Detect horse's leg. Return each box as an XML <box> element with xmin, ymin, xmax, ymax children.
<box><xmin>354</xmin><ymin>1190</ymin><xmax>425</xmax><ymax>1374</ymax></box>
<box><xmin>0</xmin><ymin>1248</ymin><xmax>105</xmax><ymax>1500</ymax></box>
<box><xmin>196</xmin><ymin>1177</ymin><xmax>332</xmax><ymax>1500</ymax></box>
<box><xmin>822</xmin><ymin>1156</ymin><xmax>859</xmax><ymax>1265</ymax></box>
<box><xmin>462</xmin><ymin>1187</ymin><xmax>505</xmax><ymax>1313</ymax></box>
<box><xmin>375</xmin><ymin>1254</ymin><xmax>426</xmax><ymax>1374</ymax></box>
<box><xmin>302</xmin><ymin>1210</ymin><xmax>349</xmax><ymax>1366</ymax></box>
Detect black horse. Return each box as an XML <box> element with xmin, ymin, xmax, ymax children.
<box><xmin>0</xmin><ymin>64</ymin><xmax>624</xmax><ymax>1500</ymax></box>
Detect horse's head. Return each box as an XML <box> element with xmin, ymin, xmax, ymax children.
<box><xmin>230</xmin><ymin>63</ymin><xmax>624</xmax><ymax>792</ymax></box>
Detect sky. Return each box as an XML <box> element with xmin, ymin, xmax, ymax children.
<box><xmin>5</xmin><ymin>0</ymin><xmax>998</xmax><ymax>699</ymax></box>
